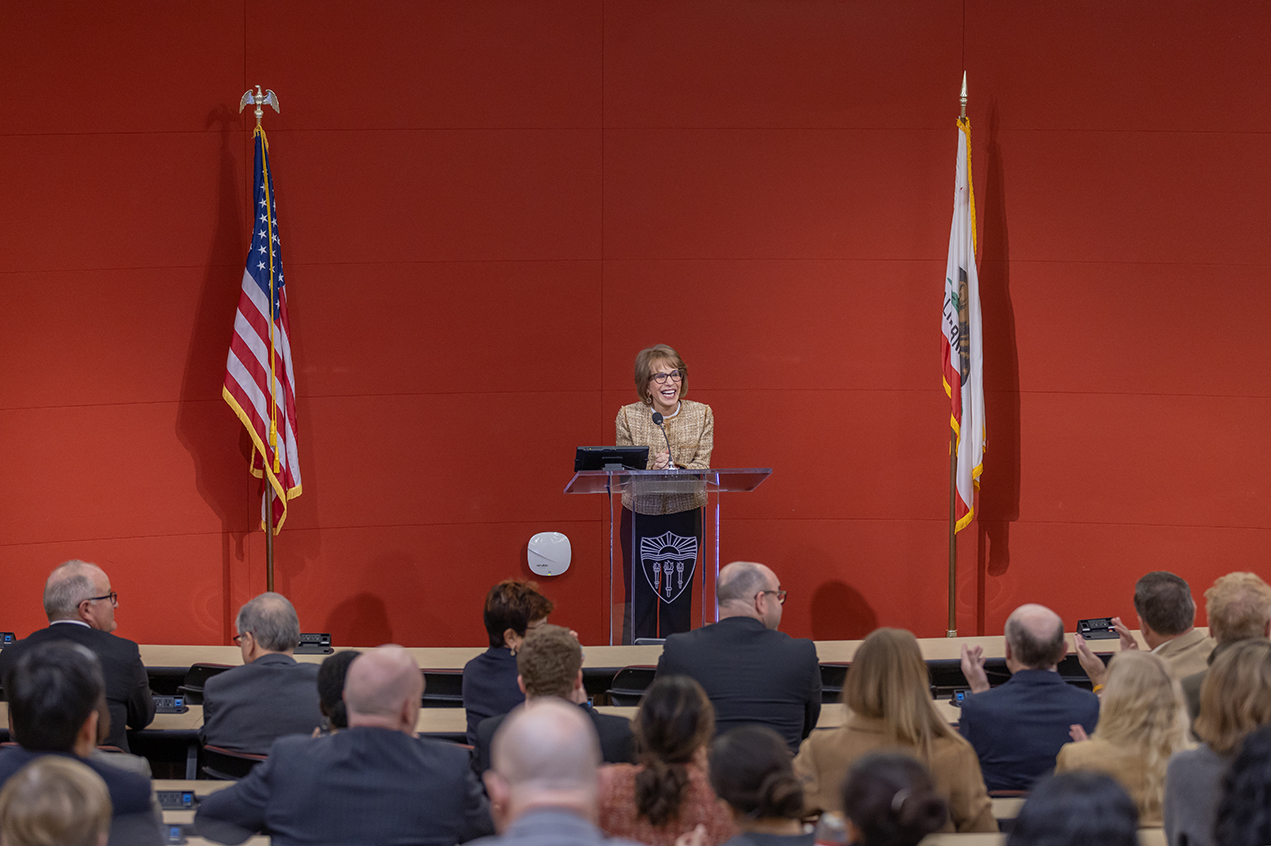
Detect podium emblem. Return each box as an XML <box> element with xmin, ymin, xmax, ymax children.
<box><xmin>639</xmin><ymin>531</ymin><xmax>698</xmax><ymax>605</ymax></box>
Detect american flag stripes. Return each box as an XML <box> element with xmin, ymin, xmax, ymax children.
<box><xmin>222</xmin><ymin>125</ymin><xmax>302</xmax><ymax>533</ymax></box>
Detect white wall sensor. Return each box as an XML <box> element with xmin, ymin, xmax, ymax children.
<box><xmin>528</xmin><ymin>531</ymin><xmax>571</xmax><ymax>576</ymax></box>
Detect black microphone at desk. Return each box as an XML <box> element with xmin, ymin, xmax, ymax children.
<box><xmin>651</xmin><ymin>411</ymin><xmax>674</xmax><ymax>469</ymax></box>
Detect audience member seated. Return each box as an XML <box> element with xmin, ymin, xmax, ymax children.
<box><xmin>473</xmin><ymin>625</ymin><xmax>632</xmax><ymax>774</ymax></box>
<box><xmin>0</xmin><ymin>560</ymin><xmax>154</xmax><ymax>753</ymax></box>
<box><xmin>0</xmin><ymin>641</ymin><xmax>161</xmax><ymax>846</ymax></box>
<box><xmin>840</xmin><ymin>753</ymin><xmax>949</xmax><ymax>846</ymax></box>
<box><xmin>958</xmin><ymin>603</ymin><xmax>1100</xmax><ymax>791</ymax></box>
<box><xmin>708</xmin><ymin>725</ymin><xmax>813</xmax><ymax>846</ymax></box>
<box><xmin>0</xmin><ymin>756</ymin><xmax>112</xmax><ymax>846</ymax></box>
<box><xmin>656</xmin><ymin>561</ymin><xmax>820</xmax><ymax>752</ymax></box>
<box><xmin>1164</xmin><ymin>639</ymin><xmax>1271</xmax><ymax>846</ymax></box>
<box><xmin>314</xmin><ymin>649</ymin><xmax>361</xmax><ymax>735</ymax></box>
<box><xmin>199</xmin><ymin>592</ymin><xmax>324</xmax><ymax>754</ymax></box>
<box><xmin>463</xmin><ymin>580</ymin><xmax>554</xmax><ymax>744</ymax></box>
<box><xmin>1214</xmin><ymin>724</ymin><xmax>1271</xmax><ymax>846</ymax></box>
<box><xmin>793</xmin><ymin>628</ymin><xmax>996</xmax><ymax>832</ymax></box>
<box><xmin>597</xmin><ymin>675</ymin><xmax>737</xmax><ymax>846</ymax></box>
<box><xmin>1076</xmin><ymin>571</ymin><xmax>1216</xmax><ymax>687</ymax></box>
<box><xmin>1055</xmin><ymin>650</ymin><xmax>1191</xmax><ymax>826</ymax></box>
<box><xmin>467</xmin><ymin>699</ymin><xmax>644</xmax><ymax>846</ymax></box>
<box><xmin>195</xmin><ymin>645</ymin><xmax>493</xmax><ymax>846</ymax></box>
<box><xmin>1180</xmin><ymin>573</ymin><xmax>1271</xmax><ymax>723</ymax></box>
<box><xmin>1005</xmin><ymin>772</ymin><xmax>1139</xmax><ymax>846</ymax></box>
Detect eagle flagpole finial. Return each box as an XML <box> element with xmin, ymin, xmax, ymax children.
<box><xmin>239</xmin><ymin>86</ymin><xmax>280</xmax><ymax>127</ymax></box>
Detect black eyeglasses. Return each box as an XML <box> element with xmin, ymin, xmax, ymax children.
<box><xmin>650</xmin><ymin>370</ymin><xmax>683</xmax><ymax>384</ymax></box>
<box><xmin>83</xmin><ymin>591</ymin><xmax>118</xmax><ymax>607</ymax></box>
<box><xmin>232</xmin><ymin>633</ymin><xmax>248</xmax><ymax>644</ymax></box>
<box><xmin>756</xmin><ymin>589</ymin><xmax>788</xmax><ymax>605</ymax></box>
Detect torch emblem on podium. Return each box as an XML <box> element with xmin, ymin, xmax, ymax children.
<box><xmin>639</xmin><ymin>531</ymin><xmax>698</xmax><ymax>605</ymax></box>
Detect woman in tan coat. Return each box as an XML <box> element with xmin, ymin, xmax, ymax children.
<box><xmin>792</xmin><ymin>628</ymin><xmax>997</xmax><ymax>833</ymax></box>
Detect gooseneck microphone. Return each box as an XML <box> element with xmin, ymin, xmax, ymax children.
<box><xmin>651</xmin><ymin>411</ymin><xmax>674</xmax><ymax>468</ymax></box>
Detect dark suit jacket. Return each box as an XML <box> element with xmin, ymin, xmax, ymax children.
<box><xmin>462</xmin><ymin>646</ymin><xmax>524</xmax><ymax>744</ymax></box>
<box><xmin>194</xmin><ymin>726</ymin><xmax>493</xmax><ymax>846</ymax></box>
<box><xmin>200</xmin><ymin>653</ymin><xmax>323</xmax><ymax>754</ymax></box>
<box><xmin>472</xmin><ymin>701</ymin><xmax>633</xmax><ymax>775</ymax></box>
<box><xmin>656</xmin><ymin>616</ymin><xmax>821</xmax><ymax>752</ymax></box>
<box><xmin>958</xmin><ymin>668</ymin><xmax>1101</xmax><ymax>791</ymax></box>
<box><xmin>0</xmin><ymin>623</ymin><xmax>154</xmax><ymax>753</ymax></box>
<box><xmin>1181</xmin><ymin>639</ymin><xmax>1238</xmax><ymax>726</ymax></box>
<box><xmin>0</xmin><ymin>747</ymin><xmax>162</xmax><ymax>846</ymax></box>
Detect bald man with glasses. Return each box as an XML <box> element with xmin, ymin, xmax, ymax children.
<box><xmin>0</xmin><ymin>560</ymin><xmax>154</xmax><ymax>752</ymax></box>
<box><xmin>655</xmin><ymin>561</ymin><xmax>820</xmax><ymax>752</ymax></box>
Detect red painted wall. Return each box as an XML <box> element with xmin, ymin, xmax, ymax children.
<box><xmin>2</xmin><ymin>1</ymin><xmax>1269</xmax><ymax>647</ymax></box>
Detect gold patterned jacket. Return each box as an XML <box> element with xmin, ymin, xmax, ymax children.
<box><xmin>615</xmin><ymin>399</ymin><xmax>714</xmax><ymax>514</ymax></box>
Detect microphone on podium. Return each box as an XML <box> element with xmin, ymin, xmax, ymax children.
<box><xmin>651</xmin><ymin>411</ymin><xmax>674</xmax><ymax>468</ymax></box>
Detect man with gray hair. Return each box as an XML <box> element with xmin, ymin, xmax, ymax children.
<box><xmin>958</xmin><ymin>603</ymin><xmax>1100</xmax><ymax>791</ymax></box>
<box><xmin>467</xmin><ymin>699</ymin><xmax>642</xmax><ymax>846</ymax></box>
<box><xmin>654</xmin><ymin>560</ymin><xmax>820</xmax><ymax>752</ymax></box>
<box><xmin>199</xmin><ymin>592</ymin><xmax>323</xmax><ymax>754</ymax></box>
<box><xmin>0</xmin><ymin>559</ymin><xmax>153</xmax><ymax>752</ymax></box>
<box><xmin>1180</xmin><ymin>571</ymin><xmax>1271</xmax><ymax>721</ymax></box>
<box><xmin>196</xmin><ymin>645</ymin><xmax>491</xmax><ymax>845</ymax></box>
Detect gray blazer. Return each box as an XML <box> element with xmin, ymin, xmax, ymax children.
<box><xmin>199</xmin><ymin>652</ymin><xmax>323</xmax><ymax>754</ymax></box>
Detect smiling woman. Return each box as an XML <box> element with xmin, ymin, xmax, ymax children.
<box><xmin>615</xmin><ymin>344</ymin><xmax>714</xmax><ymax>643</ymax></box>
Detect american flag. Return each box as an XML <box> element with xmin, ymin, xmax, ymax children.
<box><xmin>222</xmin><ymin>125</ymin><xmax>302</xmax><ymax>533</ymax></box>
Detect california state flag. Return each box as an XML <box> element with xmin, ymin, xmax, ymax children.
<box><xmin>941</xmin><ymin>115</ymin><xmax>985</xmax><ymax>532</ymax></box>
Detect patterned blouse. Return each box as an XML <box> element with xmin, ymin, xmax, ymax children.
<box><xmin>597</xmin><ymin>762</ymin><xmax>738</xmax><ymax>846</ymax></box>
<box><xmin>615</xmin><ymin>399</ymin><xmax>715</xmax><ymax>514</ymax></box>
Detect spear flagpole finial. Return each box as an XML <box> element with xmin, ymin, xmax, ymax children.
<box><xmin>239</xmin><ymin>85</ymin><xmax>281</xmax><ymax>127</ymax></box>
<box><xmin>960</xmin><ymin>72</ymin><xmax>967</xmax><ymax>119</ymax></box>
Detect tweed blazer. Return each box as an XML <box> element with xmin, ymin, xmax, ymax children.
<box><xmin>615</xmin><ymin>400</ymin><xmax>714</xmax><ymax>514</ymax></box>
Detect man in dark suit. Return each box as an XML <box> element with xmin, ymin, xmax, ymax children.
<box><xmin>655</xmin><ymin>560</ymin><xmax>821</xmax><ymax>752</ymax></box>
<box><xmin>0</xmin><ymin>559</ymin><xmax>154</xmax><ymax>752</ymax></box>
<box><xmin>0</xmin><ymin>640</ymin><xmax>161</xmax><ymax>846</ymax></box>
<box><xmin>195</xmin><ymin>645</ymin><xmax>493</xmax><ymax>846</ymax></box>
<box><xmin>199</xmin><ymin>591</ymin><xmax>324</xmax><ymax>754</ymax></box>
<box><xmin>959</xmin><ymin>603</ymin><xmax>1101</xmax><ymax>791</ymax></box>
<box><xmin>473</xmin><ymin>625</ymin><xmax>633</xmax><ymax>774</ymax></box>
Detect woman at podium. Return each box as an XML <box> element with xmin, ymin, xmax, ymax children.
<box><xmin>616</xmin><ymin>344</ymin><xmax>714</xmax><ymax>642</ymax></box>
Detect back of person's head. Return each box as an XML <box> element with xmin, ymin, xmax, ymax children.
<box><xmin>1194</xmin><ymin>639</ymin><xmax>1271</xmax><ymax>754</ymax></box>
<box><xmin>1215</xmin><ymin>725</ymin><xmax>1271</xmax><ymax>846</ymax></box>
<box><xmin>4</xmin><ymin>642</ymin><xmax>104</xmax><ymax>752</ymax></box>
<box><xmin>844</xmin><ymin>628</ymin><xmax>954</xmax><ymax>750</ymax></box>
<box><xmin>715</xmin><ymin>561</ymin><xmax>769</xmax><ymax>606</ymax></box>
<box><xmin>0</xmin><ymin>756</ymin><xmax>112</xmax><ymax>846</ymax></box>
<box><xmin>1205</xmin><ymin>572</ymin><xmax>1271</xmax><ymax>644</ymax></box>
<box><xmin>489</xmin><ymin>699</ymin><xmax>601</xmax><ymax>808</ymax></box>
<box><xmin>708</xmin><ymin>726</ymin><xmax>803</xmax><ymax>821</ymax></box>
<box><xmin>317</xmin><ymin>650</ymin><xmax>361</xmax><ymax>730</ymax></box>
<box><xmin>516</xmin><ymin>624</ymin><xmax>581</xmax><ymax>699</ymax></box>
<box><xmin>1095</xmin><ymin>650</ymin><xmax>1190</xmax><ymax>819</ymax></box>
<box><xmin>42</xmin><ymin>561</ymin><xmax>101</xmax><ymax>622</ymax></box>
<box><xmin>841</xmin><ymin>753</ymin><xmax>948</xmax><ymax>846</ymax></box>
<box><xmin>1133</xmin><ymin>571</ymin><xmax>1195</xmax><ymax>635</ymax></box>
<box><xmin>235</xmin><ymin>591</ymin><xmax>301</xmax><ymax>652</ymax></box>
<box><xmin>632</xmin><ymin>675</ymin><xmax>715</xmax><ymax>827</ymax></box>
<box><xmin>1004</xmin><ymin>604</ymin><xmax>1066</xmax><ymax>669</ymax></box>
<box><xmin>343</xmin><ymin>645</ymin><xmax>422</xmax><ymax>726</ymax></box>
<box><xmin>1006</xmin><ymin>772</ymin><xmax>1138</xmax><ymax>846</ymax></box>
<box><xmin>483</xmin><ymin>580</ymin><xmax>553</xmax><ymax>648</ymax></box>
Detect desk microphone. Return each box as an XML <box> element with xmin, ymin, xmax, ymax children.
<box><xmin>650</xmin><ymin>411</ymin><xmax>674</xmax><ymax>468</ymax></box>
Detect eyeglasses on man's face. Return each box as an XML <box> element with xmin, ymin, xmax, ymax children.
<box><xmin>650</xmin><ymin>370</ymin><xmax>684</xmax><ymax>384</ymax></box>
<box><xmin>83</xmin><ymin>591</ymin><xmax>118</xmax><ymax>607</ymax></box>
<box><xmin>756</xmin><ymin>589</ymin><xmax>788</xmax><ymax>605</ymax></box>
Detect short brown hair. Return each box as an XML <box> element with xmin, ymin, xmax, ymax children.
<box><xmin>633</xmin><ymin>344</ymin><xmax>688</xmax><ymax>405</ymax></box>
<box><xmin>1194</xmin><ymin>639</ymin><xmax>1271</xmax><ymax>754</ymax></box>
<box><xmin>483</xmin><ymin>580</ymin><xmax>554</xmax><ymax>648</ymax></box>
<box><xmin>516</xmin><ymin>624</ymin><xmax>582</xmax><ymax>698</ymax></box>
<box><xmin>0</xmin><ymin>756</ymin><xmax>111</xmax><ymax>846</ymax></box>
<box><xmin>1205</xmin><ymin>572</ymin><xmax>1271</xmax><ymax>644</ymax></box>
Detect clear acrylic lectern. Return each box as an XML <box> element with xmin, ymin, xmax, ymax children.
<box><xmin>563</xmin><ymin>468</ymin><xmax>771</xmax><ymax>645</ymax></box>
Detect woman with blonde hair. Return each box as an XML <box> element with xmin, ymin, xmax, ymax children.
<box><xmin>792</xmin><ymin>628</ymin><xmax>996</xmax><ymax>832</ymax></box>
<box><xmin>1164</xmin><ymin>639</ymin><xmax>1271</xmax><ymax>846</ymax></box>
<box><xmin>1056</xmin><ymin>649</ymin><xmax>1191</xmax><ymax>826</ymax></box>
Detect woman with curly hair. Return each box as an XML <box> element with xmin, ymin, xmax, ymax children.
<box><xmin>598</xmin><ymin>675</ymin><xmax>735</xmax><ymax>846</ymax></box>
<box><xmin>1056</xmin><ymin>649</ymin><xmax>1192</xmax><ymax>826</ymax></box>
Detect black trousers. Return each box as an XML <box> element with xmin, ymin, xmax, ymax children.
<box><xmin>620</xmin><ymin>507</ymin><xmax>703</xmax><ymax>643</ymax></box>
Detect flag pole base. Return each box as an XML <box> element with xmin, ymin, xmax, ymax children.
<box><xmin>947</xmin><ymin>629</ymin><xmax>958</xmax><ymax>638</ymax></box>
